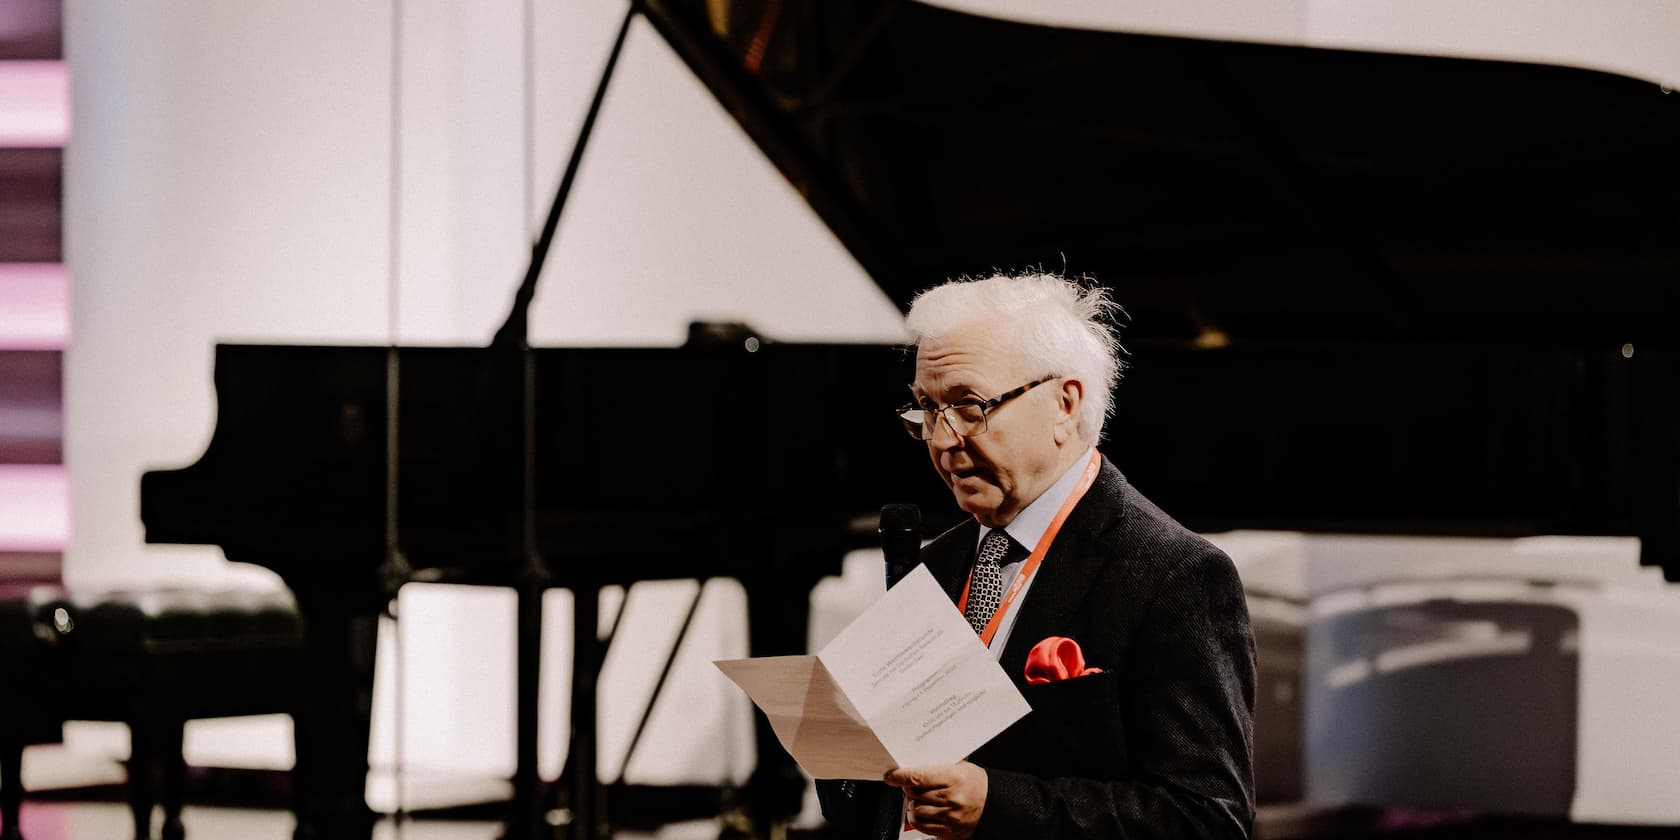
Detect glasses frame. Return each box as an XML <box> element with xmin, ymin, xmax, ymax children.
<box><xmin>897</xmin><ymin>377</ymin><xmax>1056</xmax><ymax>441</ymax></box>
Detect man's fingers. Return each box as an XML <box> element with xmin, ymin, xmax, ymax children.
<box><xmin>909</xmin><ymin>805</ymin><xmax>955</xmax><ymax>830</ymax></box>
<box><xmin>910</xmin><ymin>804</ymin><xmax>954</xmax><ymax>822</ymax></box>
<box><xmin>885</xmin><ymin>765</ymin><xmax>952</xmax><ymax>790</ymax></box>
<box><xmin>904</xmin><ymin>785</ymin><xmax>952</xmax><ymax>801</ymax></box>
<box><xmin>900</xmin><ymin>784</ymin><xmax>952</xmax><ymax>804</ymax></box>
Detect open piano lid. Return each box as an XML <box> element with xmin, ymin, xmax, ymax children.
<box><xmin>639</xmin><ymin>0</ymin><xmax>1680</xmax><ymax>580</ymax></box>
<box><xmin>641</xmin><ymin>0</ymin><xmax>1680</xmax><ymax>344</ymax></box>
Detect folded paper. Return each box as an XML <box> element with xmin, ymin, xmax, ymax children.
<box><xmin>716</xmin><ymin>565</ymin><xmax>1031</xmax><ymax>780</ymax></box>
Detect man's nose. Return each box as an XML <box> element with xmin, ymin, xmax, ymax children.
<box><xmin>926</xmin><ymin>410</ymin><xmax>964</xmax><ymax>449</ymax></box>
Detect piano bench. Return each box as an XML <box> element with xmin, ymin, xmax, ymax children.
<box><xmin>0</xmin><ymin>587</ymin><xmax>303</xmax><ymax>840</ymax></box>
<box><xmin>0</xmin><ymin>588</ymin><xmax>67</xmax><ymax>840</ymax></box>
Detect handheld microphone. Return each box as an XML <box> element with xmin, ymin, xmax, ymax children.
<box><xmin>879</xmin><ymin>504</ymin><xmax>922</xmax><ymax>589</ymax></box>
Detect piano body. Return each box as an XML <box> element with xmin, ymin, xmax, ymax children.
<box><xmin>139</xmin><ymin>1</ymin><xmax>1680</xmax><ymax>838</ymax></box>
<box><xmin>140</xmin><ymin>340</ymin><xmax>953</xmax><ymax>838</ymax></box>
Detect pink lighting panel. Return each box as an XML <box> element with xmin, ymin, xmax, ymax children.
<box><xmin>0</xmin><ymin>0</ymin><xmax>63</xmax><ymax>584</ymax></box>
<box><xmin>0</xmin><ymin>464</ymin><xmax>68</xmax><ymax>552</ymax></box>
<box><xmin>0</xmin><ymin>262</ymin><xmax>68</xmax><ymax>349</ymax></box>
<box><xmin>0</xmin><ymin>0</ymin><xmax>62</xmax><ymax>61</ymax></box>
<box><xmin>0</xmin><ymin>60</ymin><xmax>68</xmax><ymax>147</ymax></box>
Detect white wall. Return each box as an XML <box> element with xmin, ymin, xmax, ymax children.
<box><xmin>934</xmin><ymin>0</ymin><xmax>1680</xmax><ymax>86</ymax></box>
<box><xmin>66</xmin><ymin>1</ymin><xmax>397</xmax><ymax>589</ymax></box>
<box><xmin>1300</xmin><ymin>0</ymin><xmax>1680</xmax><ymax>87</ymax></box>
<box><xmin>62</xmin><ymin>0</ymin><xmax>1680</xmax><ymax>809</ymax></box>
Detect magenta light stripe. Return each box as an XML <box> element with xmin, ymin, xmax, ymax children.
<box><xmin>0</xmin><ymin>262</ymin><xmax>68</xmax><ymax>349</ymax></box>
<box><xmin>0</xmin><ymin>464</ymin><xmax>68</xmax><ymax>552</ymax></box>
<box><xmin>0</xmin><ymin>60</ymin><xmax>69</xmax><ymax>147</ymax></box>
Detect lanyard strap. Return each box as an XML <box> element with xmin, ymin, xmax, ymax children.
<box><xmin>957</xmin><ymin>449</ymin><xmax>1101</xmax><ymax>646</ymax></box>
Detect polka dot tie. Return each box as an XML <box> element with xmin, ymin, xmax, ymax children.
<box><xmin>965</xmin><ymin>530</ymin><xmax>1012</xmax><ymax>635</ymax></box>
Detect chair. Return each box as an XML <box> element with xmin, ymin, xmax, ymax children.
<box><xmin>0</xmin><ymin>587</ymin><xmax>303</xmax><ymax>840</ymax></box>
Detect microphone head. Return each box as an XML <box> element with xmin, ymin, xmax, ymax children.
<box><xmin>879</xmin><ymin>503</ymin><xmax>921</xmax><ymax>536</ymax></box>
<box><xmin>880</xmin><ymin>504</ymin><xmax>922</xmax><ymax>589</ymax></box>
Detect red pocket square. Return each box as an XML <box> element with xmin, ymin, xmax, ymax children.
<box><xmin>1025</xmin><ymin>636</ymin><xmax>1103</xmax><ymax>684</ymax></box>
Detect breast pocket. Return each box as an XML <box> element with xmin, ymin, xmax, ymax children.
<box><xmin>972</xmin><ymin>669</ymin><xmax>1128</xmax><ymax>780</ymax></box>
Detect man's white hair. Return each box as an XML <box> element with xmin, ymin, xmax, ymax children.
<box><xmin>905</xmin><ymin>272</ymin><xmax>1125</xmax><ymax>443</ymax></box>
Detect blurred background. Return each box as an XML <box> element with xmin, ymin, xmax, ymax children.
<box><xmin>3</xmin><ymin>1</ymin><xmax>1679</xmax><ymax>838</ymax></box>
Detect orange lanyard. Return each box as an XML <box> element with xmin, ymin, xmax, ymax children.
<box><xmin>957</xmin><ymin>449</ymin><xmax>1101</xmax><ymax>646</ymax></box>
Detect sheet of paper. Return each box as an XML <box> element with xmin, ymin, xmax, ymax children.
<box><xmin>716</xmin><ymin>565</ymin><xmax>1030</xmax><ymax>779</ymax></box>
<box><xmin>714</xmin><ymin>654</ymin><xmax>896</xmax><ymax>780</ymax></box>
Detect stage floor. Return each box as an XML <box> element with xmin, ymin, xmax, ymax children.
<box><xmin>7</xmin><ymin>801</ymin><xmax>1679</xmax><ymax>840</ymax></box>
<box><xmin>4</xmin><ymin>802</ymin><xmax>721</xmax><ymax>840</ymax></box>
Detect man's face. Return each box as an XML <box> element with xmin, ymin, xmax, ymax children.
<box><xmin>911</xmin><ymin>319</ymin><xmax>1075</xmax><ymax>528</ymax></box>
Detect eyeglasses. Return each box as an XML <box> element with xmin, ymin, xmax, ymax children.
<box><xmin>896</xmin><ymin>377</ymin><xmax>1055</xmax><ymax>441</ymax></box>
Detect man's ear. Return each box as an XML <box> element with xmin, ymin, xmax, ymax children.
<box><xmin>1053</xmin><ymin>378</ymin><xmax>1084</xmax><ymax>445</ymax></box>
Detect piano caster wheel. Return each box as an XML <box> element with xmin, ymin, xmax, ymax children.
<box><xmin>718</xmin><ymin>806</ymin><xmax>752</xmax><ymax>840</ymax></box>
<box><xmin>722</xmin><ymin>822</ymin><xmax>788</xmax><ymax>840</ymax></box>
<box><xmin>719</xmin><ymin>807</ymin><xmax>790</xmax><ymax>840</ymax></box>
<box><xmin>161</xmin><ymin>817</ymin><xmax>186</xmax><ymax>840</ymax></box>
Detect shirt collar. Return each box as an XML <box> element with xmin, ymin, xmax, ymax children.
<box><xmin>977</xmin><ymin>447</ymin><xmax>1097</xmax><ymax>555</ymax></box>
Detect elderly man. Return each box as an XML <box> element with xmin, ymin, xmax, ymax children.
<box><xmin>818</xmin><ymin>273</ymin><xmax>1256</xmax><ymax>839</ymax></box>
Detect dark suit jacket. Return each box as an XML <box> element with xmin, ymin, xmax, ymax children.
<box><xmin>818</xmin><ymin>456</ymin><xmax>1257</xmax><ymax>839</ymax></box>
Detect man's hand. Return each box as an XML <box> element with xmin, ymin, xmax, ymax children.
<box><xmin>883</xmin><ymin>761</ymin><xmax>988</xmax><ymax>838</ymax></box>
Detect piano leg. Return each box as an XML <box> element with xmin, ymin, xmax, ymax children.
<box><xmin>289</xmin><ymin>589</ymin><xmax>379</xmax><ymax>840</ymax></box>
<box><xmin>504</xmin><ymin>580</ymin><xmax>547</xmax><ymax>840</ymax></box>
<box><xmin>567</xmin><ymin>584</ymin><xmax>604</xmax><ymax>840</ymax></box>
<box><xmin>0</xmin><ymin>740</ymin><xmax>20</xmax><ymax>840</ymax></box>
<box><xmin>531</xmin><ymin>583</ymin><xmax>606</xmax><ymax>840</ymax></box>
<box><xmin>129</xmin><ymin>719</ymin><xmax>158</xmax><ymax>839</ymax></box>
<box><xmin>159</xmin><ymin>719</ymin><xmax>187</xmax><ymax>840</ymax></box>
<box><xmin>741</xmin><ymin>572</ymin><xmax>816</xmax><ymax>831</ymax></box>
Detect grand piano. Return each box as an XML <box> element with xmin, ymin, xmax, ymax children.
<box><xmin>140</xmin><ymin>1</ymin><xmax>1680</xmax><ymax>839</ymax></box>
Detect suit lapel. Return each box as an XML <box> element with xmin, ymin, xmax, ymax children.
<box><xmin>919</xmin><ymin>518</ymin><xmax>978</xmax><ymax>604</ymax></box>
<box><xmin>996</xmin><ymin>458</ymin><xmax>1129</xmax><ymax>680</ymax></box>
